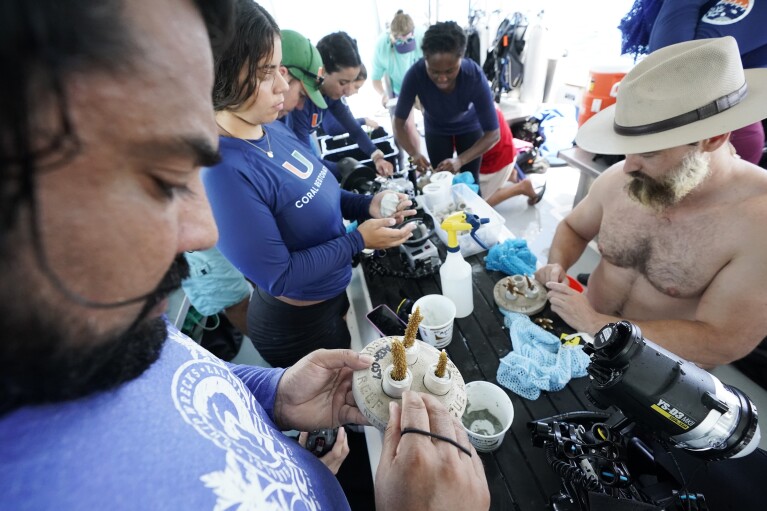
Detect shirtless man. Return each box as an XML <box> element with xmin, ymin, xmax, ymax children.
<box><xmin>535</xmin><ymin>36</ymin><xmax>767</xmax><ymax>368</ymax></box>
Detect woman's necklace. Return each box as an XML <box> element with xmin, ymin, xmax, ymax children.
<box><xmin>216</xmin><ymin>121</ymin><xmax>273</xmax><ymax>158</ymax></box>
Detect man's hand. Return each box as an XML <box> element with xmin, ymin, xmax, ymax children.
<box><xmin>546</xmin><ymin>281</ymin><xmax>615</xmax><ymax>335</ymax></box>
<box><xmin>535</xmin><ymin>264</ymin><xmax>566</xmax><ymax>287</ymax></box>
<box><xmin>299</xmin><ymin>427</ymin><xmax>350</xmax><ymax>475</ymax></box>
<box><xmin>273</xmin><ymin>349</ymin><xmax>373</xmax><ymax>431</ymax></box>
<box><xmin>358</xmin><ymin>217</ymin><xmax>415</xmax><ymax>249</ymax></box>
<box><xmin>369</xmin><ymin>191</ymin><xmax>416</xmax><ymax>223</ymax></box>
<box><xmin>435</xmin><ymin>157</ymin><xmax>462</xmax><ymax>174</ymax></box>
<box><xmin>375</xmin><ymin>392</ymin><xmax>490</xmax><ymax>511</ymax></box>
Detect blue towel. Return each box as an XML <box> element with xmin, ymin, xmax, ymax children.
<box><xmin>485</xmin><ymin>238</ymin><xmax>537</xmax><ymax>276</ymax></box>
<box><xmin>496</xmin><ymin>311</ymin><xmax>590</xmax><ymax>400</ymax></box>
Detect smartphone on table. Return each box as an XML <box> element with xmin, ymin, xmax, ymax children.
<box><xmin>366</xmin><ymin>304</ymin><xmax>407</xmax><ymax>337</ymax></box>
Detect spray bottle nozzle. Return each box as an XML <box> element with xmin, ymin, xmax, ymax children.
<box><xmin>440</xmin><ymin>212</ymin><xmax>490</xmax><ymax>252</ymax></box>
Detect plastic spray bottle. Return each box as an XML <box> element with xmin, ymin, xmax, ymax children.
<box><xmin>439</xmin><ymin>212</ymin><xmax>474</xmax><ymax>318</ymax></box>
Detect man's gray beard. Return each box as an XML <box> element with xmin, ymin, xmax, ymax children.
<box><xmin>626</xmin><ymin>150</ymin><xmax>711</xmax><ymax>212</ymax></box>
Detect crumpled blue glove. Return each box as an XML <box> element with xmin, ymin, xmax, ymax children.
<box><xmin>485</xmin><ymin>238</ymin><xmax>537</xmax><ymax>276</ymax></box>
<box><xmin>452</xmin><ymin>171</ymin><xmax>479</xmax><ymax>194</ymax></box>
<box><xmin>496</xmin><ymin>311</ymin><xmax>590</xmax><ymax>400</ymax></box>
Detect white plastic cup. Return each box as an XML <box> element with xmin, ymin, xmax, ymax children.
<box><xmin>422</xmin><ymin>182</ymin><xmax>450</xmax><ymax>211</ymax></box>
<box><xmin>429</xmin><ymin>171</ymin><xmax>454</xmax><ymax>191</ymax></box>
<box><xmin>430</xmin><ymin>173</ymin><xmax>454</xmax><ymax>210</ymax></box>
<box><xmin>412</xmin><ymin>295</ymin><xmax>456</xmax><ymax>348</ymax></box>
<box><xmin>462</xmin><ymin>381</ymin><xmax>514</xmax><ymax>452</ymax></box>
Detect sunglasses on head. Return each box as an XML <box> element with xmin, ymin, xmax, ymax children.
<box><xmin>285</xmin><ymin>37</ymin><xmax>325</xmax><ymax>87</ymax></box>
<box><xmin>285</xmin><ymin>65</ymin><xmax>324</xmax><ymax>86</ymax></box>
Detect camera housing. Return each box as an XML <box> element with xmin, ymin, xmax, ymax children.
<box><xmin>587</xmin><ymin>321</ymin><xmax>760</xmax><ymax>460</ymax></box>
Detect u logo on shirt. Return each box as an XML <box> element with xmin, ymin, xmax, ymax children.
<box><xmin>282</xmin><ymin>150</ymin><xmax>313</xmax><ymax>179</ymax></box>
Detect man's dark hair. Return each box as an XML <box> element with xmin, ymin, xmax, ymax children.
<box><xmin>316</xmin><ymin>32</ymin><xmax>361</xmax><ymax>74</ymax></box>
<box><xmin>422</xmin><ymin>21</ymin><xmax>467</xmax><ymax>58</ymax></box>
<box><xmin>0</xmin><ymin>0</ymin><xmax>234</xmax><ymax>238</ymax></box>
<box><xmin>212</xmin><ymin>0</ymin><xmax>280</xmax><ymax>111</ymax></box>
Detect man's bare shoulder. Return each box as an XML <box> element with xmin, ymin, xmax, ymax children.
<box><xmin>718</xmin><ymin>160</ymin><xmax>767</xmax><ymax>218</ymax></box>
<box><xmin>585</xmin><ymin>161</ymin><xmax>629</xmax><ymax>202</ymax></box>
<box><xmin>733</xmin><ymin>159</ymin><xmax>767</xmax><ymax>195</ymax></box>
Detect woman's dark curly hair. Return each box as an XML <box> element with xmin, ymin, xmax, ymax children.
<box><xmin>212</xmin><ymin>0</ymin><xmax>279</xmax><ymax>111</ymax></box>
<box><xmin>422</xmin><ymin>21</ymin><xmax>467</xmax><ymax>58</ymax></box>
<box><xmin>316</xmin><ymin>31</ymin><xmax>361</xmax><ymax>74</ymax></box>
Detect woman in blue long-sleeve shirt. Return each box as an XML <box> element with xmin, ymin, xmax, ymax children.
<box><xmin>203</xmin><ymin>13</ymin><xmax>414</xmax><ymax>367</ymax></box>
<box><xmin>286</xmin><ymin>32</ymin><xmax>394</xmax><ymax>176</ymax></box>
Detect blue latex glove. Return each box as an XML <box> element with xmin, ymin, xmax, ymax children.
<box><xmin>496</xmin><ymin>311</ymin><xmax>590</xmax><ymax>400</ymax></box>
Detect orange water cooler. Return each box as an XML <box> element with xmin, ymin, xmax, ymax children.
<box><xmin>578</xmin><ymin>66</ymin><xmax>628</xmax><ymax>126</ymax></box>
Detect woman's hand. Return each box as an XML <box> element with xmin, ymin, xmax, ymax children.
<box><xmin>373</xmin><ymin>157</ymin><xmax>394</xmax><ymax>177</ymax></box>
<box><xmin>357</xmin><ymin>218</ymin><xmax>416</xmax><ymax>249</ymax></box>
<box><xmin>435</xmin><ymin>156</ymin><xmax>462</xmax><ymax>174</ymax></box>
<box><xmin>409</xmin><ymin>153</ymin><xmax>432</xmax><ymax>173</ymax></box>
<box><xmin>370</xmin><ymin>192</ymin><xmax>416</xmax><ymax>223</ymax></box>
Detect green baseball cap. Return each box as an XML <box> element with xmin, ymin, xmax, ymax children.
<box><xmin>281</xmin><ymin>30</ymin><xmax>327</xmax><ymax>109</ymax></box>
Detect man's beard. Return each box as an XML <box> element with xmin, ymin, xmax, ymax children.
<box><xmin>626</xmin><ymin>150</ymin><xmax>711</xmax><ymax>211</ymax></box>
<box><xmin>0</xmin><ymin>254</ymin><xmax>189</xmax><ymax>415</ymax></box>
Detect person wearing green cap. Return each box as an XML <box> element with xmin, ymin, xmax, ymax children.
<box><xmin>280</xmin><ymin>29</ymin><xmax>328</xmax><ymax>111</ymax></box>
<box><xmin>279</xmin><ymin>29</ymin><xmax>354</xmax><ymax>179</ymax></box>
<box><xmin>285</xmin><ymin>31</ymin><xmax>395</xmax><ymax>177</ymax></box>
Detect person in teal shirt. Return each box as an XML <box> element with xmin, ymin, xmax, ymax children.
<box><xmin>372</xmin><ymin>10</ymin><xmax>424</xmax><ymax>158</ymax></box>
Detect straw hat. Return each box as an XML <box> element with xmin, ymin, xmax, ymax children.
<box><xmin>576</xmin><ymin>36</ymin><xmax>767</xmax><ymax>155</ymax></box>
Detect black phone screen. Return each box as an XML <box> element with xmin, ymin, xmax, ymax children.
<box><xmin>366</xmin><ymin>304</ymin><xmax>407</xmax><ymax>337</ymax></box>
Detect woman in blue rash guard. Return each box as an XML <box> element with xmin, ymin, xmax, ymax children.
<box><xmin>202</xmin><ymin>5</ymin><xmax>415</xmax><ymax>368</ymax></box>
<box><xmin>392</xmin><ymin>21</ymin><xmax>500</xmax><ymax>194</ymax></box>
<box><xmin>321</xmin><ymin>64</ymin><xmax>381</xmax><ymax>136</ymax></box>
<box><xmin>285</xmin><ymin>31</ymin><xmax>394</xmax><ymax>176</ymax></box>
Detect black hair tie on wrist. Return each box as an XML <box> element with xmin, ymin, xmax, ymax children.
<box><xmin>400</xmin><ymin>427</ymin><xmax>472</xmax><ymax>457</ymax></box>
